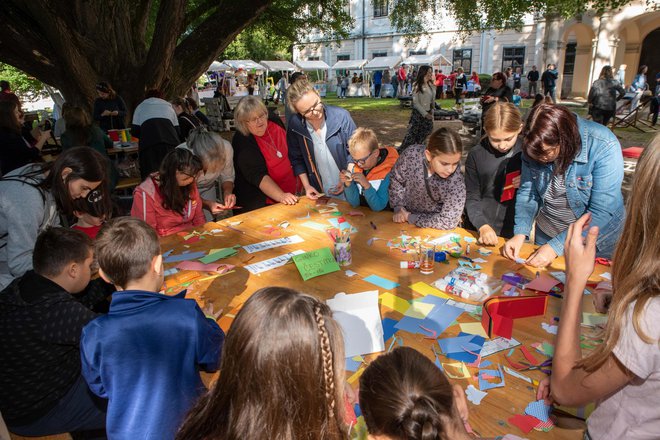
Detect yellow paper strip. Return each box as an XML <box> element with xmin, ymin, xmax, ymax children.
<box><xmin>379</xmin><ymin>292</ymin><xmax>410</xmax><ymax>314</ymax></box>
<box><xmin>403</xmin><ymin>301</ymin><xmax>435</xmax><ymax>319</ymax></box>
<box><xmin>347</xmin><ymin>368</ymin><xmax>365</xmax><ymax>385</ymax></box>
<box><xmin>410</xmin><ymin>281</ymin><xmax>453</xmax><ymax>299</ymax></box>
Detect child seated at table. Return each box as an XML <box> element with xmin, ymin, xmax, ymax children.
<box><xmin>464</xmin><ymin>102</ymin><xmax>522</xmax><ymax>245</ymax></box>
<box><xmin>176</xmin><ymin>287</ymin><xmax>348</xmax><ymax>440</ymax></box>
<box><xmin>80</xmin><ymin>217</ymin><xmax>224</xmax><ymax>440</ymax></box>
<box><xmin>360</xmin><ymin>346</ymin><xmax>527</xmax><ymax>440</ymax></box>
<box><xmin>537</xmin><ymin>136</ymin><xmax>660</xmax><ymax>440</ymax></box>
<box><xmin>131</xmin><ymin>146</ymin><xmax>206</xmax><ymax>236</ymax></box>
<box><xmin>339</xmin><ymin>127</ymin><xmax>398</xmax><ymax>211</ymax></box>
<box><xmin>72</xmin><ymin>192</ymin><xmax>107</xmax><ymax>239</ymax></box>
<box><xmin>389</xmin><ymin>127</ymin><xmax>466</xmax><ymax>229</ymax></box>
<box><xmin>0</xmin><ymin>227</ymin><xmax>106</xmax><ymax>438</ymax></box>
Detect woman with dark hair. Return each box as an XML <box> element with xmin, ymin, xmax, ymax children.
<box><xmin>172</xmin><ymin>98</ymin><xmax>201</xmax><ymax>142</ymax></box>
<box><xmin>0</xmin><ymin>146</ymin><xmax>111</xmax><ymax>289</ymax></box>
<box><xmin>92</xmin><ymin>81</ymin><xmax>127</xmax><ymax>132</ymax></box>
<box><xmin>176</xmin><ymin>287</ymin><xmax>347</xmax><ymax>440</ymax></box>
<box><xmin>588</xmin><ymin>65</ymin><xmax>626</xmax><ymax>126</ymax></box>
<box><xmin>0</xmin><ymin>100</ymin><xmax>47</xmax><ymax>175</ymax></box>
<box><xmin>400</xmin><ymin>65</ymin><xmax>436</xmax><ymax>151</ymax></box>
<box><xmin>61</xmin><ymin>106</ymin><xmax>119</xmax><ymax>189</ymax></box>
<box><xmin>130</xmin><ymin>147</ymin><xmax>205</xmax><ymax>236</ymax></box>
<box><xmin>629</xmin><ymin>64</ymin><xmax>648</xmax><ymax>110</ymax></box>
<box><xmin>503</xmin><ymin>104</ymin><xmax>625</xmax><ymax>267</ymax></box>
<box><xmin>453</xmin><ymin>67</ymin><xmax>467</xmax><ymax>105</ymax></box>
<box><xmin>480</xmin><ymin>72</ymin><xmax>513</xmax><ymax>117</ymax></box>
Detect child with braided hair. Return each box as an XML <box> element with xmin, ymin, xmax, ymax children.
<box><xmin>359</xmin><ymin>347</ymin><xmax>526</xmax><ymax>440</ymax></box>
<box><xmin>176</xmin><ymin>287</ymin><xmax>349</xmax><ymax>440</ymax></box>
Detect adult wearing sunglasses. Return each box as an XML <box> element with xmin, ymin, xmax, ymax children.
<box><xmin>286</xmin><ymin>79</ymin><xmax>356</xmax><ymax>199</ymax></box>
<box><xmin>232</xmin><ymin>97</ymin><xmax>298</xmax><ymax>213</ymax></box>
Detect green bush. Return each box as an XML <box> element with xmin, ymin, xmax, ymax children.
<box><xmin>479</xmin><ymin>74</ymin><xmax>492</xmax><ymax>91</ymax></box>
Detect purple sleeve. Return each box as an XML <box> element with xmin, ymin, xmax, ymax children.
<box><xmin>409</xmin><ymin>171</ymin><xmax>466</xmax><ymax>229</ymax></box>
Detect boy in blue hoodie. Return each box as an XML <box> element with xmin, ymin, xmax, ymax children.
<box><xmin>80</xmin><ymin>217</ymin><xmax>224</xmax><ymax>440</ymax></box>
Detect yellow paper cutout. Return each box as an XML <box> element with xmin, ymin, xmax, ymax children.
<box><xmin>459</xmin><ymin>322</ymin><xmax>489</xmax><ymax>338</ymax></box>
<box><xmin>442</xmin><ymin>362</ymin><xmax>471</xmax><ymax>379</ymax></box>
<box><xmin>379</xmin><ymin>292</ymin><xmax>410</xmax><ymax>314</ymax></box>
<box><xmin>410</xmin><ymin>281</ymin><xmax>453</xmax><ymax>299</ymax></box>
<box><xmin>403</xmin><ymin>301</ymin><xmax>435</xmax><ymax>319</ymax></box>
<box><xmin>347</xmin><ymin>368</ymin><xmax>365</xmax><ymax>385</ymax></box>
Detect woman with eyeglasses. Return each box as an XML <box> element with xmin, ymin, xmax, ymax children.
<box><xmin>286</xmin><ymin>79</ymin><xmax>356</xmax><ymax>199</ymax></box>
<box><xmin>232</xmin><ymin>96</ymin><xmax>298</xmax><ymax>213</ymax></box>
<box><xmin>340</xmin><ymin>128</ymin><xmax>398</xmax><ymax>211</ymax></box>
<box><xmin>130</xmin><ymin>147</ymin><xmax>206</xmax><ymax>236</ymax></box>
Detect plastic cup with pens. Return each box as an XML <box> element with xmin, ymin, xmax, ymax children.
<box><xmin>327</xmin><ymin>227</ymin><xmax>352</xmax><ymax>266</ymax></box>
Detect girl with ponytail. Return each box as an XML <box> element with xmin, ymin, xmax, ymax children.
<box><xmin>176</xmin><ymin>287</ymin><xmax>348</xmax><ymax>440</ymax></box>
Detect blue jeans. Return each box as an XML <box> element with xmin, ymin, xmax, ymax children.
<box><xmin>9</xmin><ymin>375</ymin><xmax>107</xmax><ymax>439</ymax></box>
<box><xmin>545</xmin><ymin>86</ymin><xmax>556</xmax><ymax>103</ymax></box>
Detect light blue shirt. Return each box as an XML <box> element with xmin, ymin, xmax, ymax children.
<box><xmin>306</xmin><ymin>120</ymin><xmax>342</xmax><ymax>197</ymax></box>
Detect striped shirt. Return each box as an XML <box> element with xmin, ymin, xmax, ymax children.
<box><xmin>536</xmin><ymin>174</ymin><xmax>577</xmax><ymax>237</ymax></box>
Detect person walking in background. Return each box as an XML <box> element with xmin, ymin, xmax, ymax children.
<box><xmin>399</xmin><ymin>66</ymin><xmax>436</xmax><ymax>151</ymax></box>
<box><xmin>629</xmin><ymin>65</ymin><xmax>648</xmax><ymax>110</ymax></box>
<box><xmin>373</xmin><ymin>70</ymin><xmax>383</xmax><ymax>98</ymax></box>
<box><xmin>616</xmin><ymin>64</ymin><xmax>627</xmax><ymax>88</ymax></box>
<box><xmin>588</xmin><ymin>65</ymin><xmax>626</xmax><ymax>126</ymax></box>
<box><xmin>92</xmin><ymin>81</ymin><xmax>126</xmax><ymax>132</ymax></box>
<box><xmin>339</xmin><ymin>75</ymin><xmax>349</xmax><ymax>99</ymax></box>
<box><xmin>453</xmin><ymin>67</ymin><xmax>468</xmax><ymax>107</ymax></box>
<box><xmin>505</xmin><ymin>67</ymin><xmax>514</xmax><ymax>90</ymax></box>
<box><xmin>541</xmin><ymin>64</ymin><xmax>559</xmax><ymax>103</ymax></box>
<box><xmin>397</xmin><ymin>64</ymin><xmax>407</xmax><ymax>97</ymax></box>
<box><xmin>527</xmin><ymin>65</ymin><xmax>539</xmax><ymax>97</ymax></box>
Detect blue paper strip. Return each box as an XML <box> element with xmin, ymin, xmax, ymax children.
<box><xmin>163</xmin><ymin>251</ymin><xmax>207</xmax><ymax>263</ymax></box>
<box><xmin>363</xmin><ymin>274</ymin><xmax>400</xmax><ymax>290</ymax></box>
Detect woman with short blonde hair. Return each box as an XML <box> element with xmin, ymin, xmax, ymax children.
<box><xmin>231</xmin><ymin>96</ymin><xmax>298</xmax><ymax>213</ymax></box>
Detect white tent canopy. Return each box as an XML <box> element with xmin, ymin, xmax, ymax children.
<box><xmin>260</xmin><ymin>60</ymin><xmax>297</xmax><ymax>71</ymax></box>
<box><xmin>222</xmin><ymin>59</ymin><xmax>266</xmax><ymax>71</ymax></box>
<box><xmin>402</xmin><ymin>54</ymin><xmax>452</xmax><ymax>67</ymax></box>
<box><xmin>294</xmin><ymin>60</ymin><xmax>330</xmax><ymax>71</ymax></box>
<box><xmin>331</xmin><ymin>59</ymin><xmax>368</xmax><ymax>70</ymax></box>
<box><xmin>364</xmin><ymin>56</ymin><xmax>402</xmax><ymax>71</ymax></box>
<box><xmin>207</xmin><ymin>61</ymin><xmax>230</xmax><ymax>72</ymax></box>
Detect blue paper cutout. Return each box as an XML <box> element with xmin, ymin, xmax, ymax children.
<box><xmin>363</xmin><ymin>274</ymin><xmax>400</xmax><ymax>290</ymax></box>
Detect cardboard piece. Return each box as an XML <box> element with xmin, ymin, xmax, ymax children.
<box><xmin>327</xmin><ymin>290</ymin><xmax>385</xmax><ymax>357</ymax></box>
<box><xmin>293</xmin><ymin>248</ymin><xmax>340</xmax><ymax>281</ymax></box>
<box><xmin>501</xmin><ymin>170</ymin><xmax>521</xmax><ymax>202</ymax></box>
<box><xmin>481</xmin><ymin>295</ymin><xmax>548</xmax><ymax>339</ymax></box>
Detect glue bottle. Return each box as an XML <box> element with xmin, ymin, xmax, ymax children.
<box><xmin>400</xmin><ymin>261</ymin><xmax>421</xmax><ymax>269</ymax></box>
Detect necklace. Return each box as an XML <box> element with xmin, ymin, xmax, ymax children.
<box><xmin>259</xmin><ymin>128</ymin><xmax>283</xmax><ymax>158</ymax></box>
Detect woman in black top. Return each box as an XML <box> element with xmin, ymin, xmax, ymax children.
<box><xmin>0</xmin><ymin>100</ymin><xmax>46</xmax><ymax>176</ymax></box>
<box><xmin>92</xmin><ymin>81</ymin><xmax>126</xmax><ymax>132</ymax></box>
<box><xmin>453</xmin><ymin>67</ymin><xmax>468</xmax><ymax>105</ymax></box>
<box><xmin>480</xmin><ymin>72</ymin><xmax>513</xmax><ymax>116</ymax></box>
<box><xmin>172</xmin><ymin>98</ymin><xmax>201</xmax><ymax>142</ymax></box>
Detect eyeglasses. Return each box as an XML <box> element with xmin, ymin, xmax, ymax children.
<box><xmin>246</xmin><ymin>113</ymin><xmax>267</xmax><ymax>124</ymax></box>
<box><xmin>301</xmin><ymin>100</ymin><xmax>323</xmax><ymax>117</ymax></box>
<box><xmin>354</xmin><ymin>150</ymin><xmax>376</xmax><ymax>165</ymax></box>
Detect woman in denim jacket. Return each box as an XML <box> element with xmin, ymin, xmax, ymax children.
<box><xmin>503</xmin><ymin>104</ymin><xmax>624</xmax><ymax>267</ymax></box>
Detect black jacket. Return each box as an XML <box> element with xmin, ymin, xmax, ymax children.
<box><xmin>0</xmin><ymin>128</ymin><xmax>40</xmax><ymax>176</ymax></box>
<box><xmin>464</xmin><ymin>138</ymin><xmax>522</xmax><ymax>238</ymax></box>
<box><xmin>93</xmin><ymin>96</ymin><xmax>127</xmax><ymax>132</ymax></box>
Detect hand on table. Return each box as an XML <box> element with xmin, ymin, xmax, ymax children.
<box><xmin>564</xmin><ymin>212</ymin><xmax>598</xmax><ymax>285</ymax></box>
<box><xmin>279</xmin><ymin>192</ymin><xmax>298</xmax><ymax>205</ymax></box>
<box><xmin>536</xmin><ymin>377</ymin><xmax>555</xmax><ymax>406</ymax></box>
<box><xmin>393</xmin><ymin>208</ymin><xmax>410</xmax><ymax>223</ymax></box>
<box><xmin>525</xmin><ymin>244</ymin><xmax>557</xmax><ymax>268</ymax></box>
<box><xmin>305</xmin><ymin>186</ymin><xmax>321</xmax><ymax>200</ymax></box>
<box><xmin>503</xmin><ymin>234</ymin><xmax>526</xmax><ymax>260</ymax></box>
<box><xmin>478</xmin><ymin>224</ymin><xmax>498</xmax><ymax>246</ymax></box>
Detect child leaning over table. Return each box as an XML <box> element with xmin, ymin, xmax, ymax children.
<box><xmin>80</xmin><ymin>217</ymin><xmax>224</xmax><ymax>440</ymax></box>
<box><xmin>72</xmin><ymin>192</ymin><xmax>108</xmax><ymax>240</ymax></box>
<box><xmin>338</xmin><ymin>127</ymin><xmax>398</xmax><ymax>211</ymax></box>
<box><xmin>389</xmin><ymin>127</ymin><xmax>466</xmax><ymax>229</ymax></box>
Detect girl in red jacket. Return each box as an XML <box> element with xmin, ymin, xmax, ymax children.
<box><xmin>131</xmin><ymin>147</ymin><xmax>205</xmax><ymax>236</ymax></box>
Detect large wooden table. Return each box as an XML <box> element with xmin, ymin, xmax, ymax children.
<box><xmin>161</xmin><ymin>198</ymin><xmax>607</xmax><ymax>440</ymax></box>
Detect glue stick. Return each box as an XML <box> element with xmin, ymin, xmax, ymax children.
<box><xmin>400</xmin><ymin>261</ymin><xmax>421</xmax><ymax>269</ymax></box>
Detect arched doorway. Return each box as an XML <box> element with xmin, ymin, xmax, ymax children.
<box><xmin>639</xmin><ymin>28</ymin><xmax>660</xmax><ymax>92</ymax></box>
<box><xmin>561</xmin><ymin>24</ymin><xmax>595</xmax><ymax>98</ymax></box>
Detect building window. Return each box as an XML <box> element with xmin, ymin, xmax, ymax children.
<box><xmin>502</xmin><ymin>47</ymin><xmax>525</xmax><ymax>73</ymax></box>
<box><xmin>373</xmin><ymin>0</ymin><xmax>388</xmax><ymax>17</ymax></box>
<box><xmin>452</xmin><ymin>49</ymin><xmax>472</xmax><ymax>73</ymax></box>
<box><xmin>308</xmin><ymin>56</ymin><xmax>320</xmax><ymax>61</ymax></box>
<box><xmin>372</xmin><ymin>51</ymin><xmax>387</xmax><ymax>58</ymax></box>
<box><xmin>337</xmin><ymin>54</ymin><xmax>350</xmax><ymax>61</ymax></box>
<box><xmin>409</xmin><ymin>49</ymin><xmax>427</xmax><ymax>56</ymax></box>
<box><xmin>563</xmin><ymin>43</ymin><xmax>577</xmax><ymax>75</ymax></box>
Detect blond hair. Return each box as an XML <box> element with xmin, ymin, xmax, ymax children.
<box><xmin>483</xmin><ymin>102</ymin><xmax>523</xmax><ymax>135</ymax></box>
<box><xmin>186</xmin><ymin>127</ymin><xmax>227</xmax><ymax>175</ymax></box>
<box><xmin>234</xmin><ymin>96</ymin><xmax>267</xmax><ymax>136</ymax></box>
<box><xmin>286</xmin><ymin>79</ymin><xmax>319</xmax><ymax>113</ymax></box>
<box><xmin>348</xmin><ymin>127</ymin><xmax>379</xmax><ymax>156</ymax></box>
<box><xmin>577</xmin><ymin>135</ymin><xmax>660</xmax><ymax>372</ymax></box>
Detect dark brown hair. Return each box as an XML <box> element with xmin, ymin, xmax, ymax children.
<box><xmin>426</xmin><ymin>127</ymin><xmax>463</xmax><ymax>157</ymax></box>
<box><xmin>176</xmin><ymin>287</ymin><xmax>346</xmax><ymax>440</ymax></box>
<box><xmin>65</xmin><ymin>106</ymin><xmax>93</xmax><ymax>145</ymax></box>
<box><xmin>96</xmin><ymin>81</ymin><xmax>117</xmax><ymax>99</ymax></box>
<box><xmin>33</xmin><ymin>227</ymin><xmax>92</xmax><ymax>278</ymax></box>
<box><xmin>95</xmin><ymin>217</ymin><xmax>160</xmax><ymax>288</ymax></box>
<box><xmin>158</xmin><ymin>148</ymin><xmax>202</xmax><ymax>214</ymax></box>
<box><xmin>491</xmin><ymin>72</ymin><xmax>507</xmax><ymax>86</ymax></box>
<box><xmin>0</xmin><ymin>99</ymin><xmax>21</xmax><ymax>133</ymax></box>
<box><xmin>185</xmin><ymin>97</ymin><xmax>199</xmax><ymax>111</ymax></box>
<box><xmin>414</xmin><ymin>65</ymin><xmax>433</xmax><ymax>93</ymax></box>
<box><xmin>359</xmin><ymin>347</ymin><xmax>459</xmax><ymax>440</ymax></box>
<box><xmin>523</xmin><ymin>103</ymin><xmax>581</xmax><ymax>174</ymax></box>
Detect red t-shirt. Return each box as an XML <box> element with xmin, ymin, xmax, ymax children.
<box><xmin>72</xmin><ymin>224</ymin><xmax>103</xmax><ymax>239</ymax></box>
<box><xmin>254</xmin><ymin>122</ymin><xmax>297</xmax><ymax>204</ymax></box>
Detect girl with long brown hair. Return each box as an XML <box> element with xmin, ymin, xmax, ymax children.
<box><xmin>465</xmin><ymin>102</ymin><xmax>523</xmax><ymax>245</ymax></box>
<box><xmin>399</xmin><ymin>65</ymin><xmax>436</xmax><ymax>151</ymax></box>
<box><xmin>176</xmin><ymin>287</ymin><xmax>348</xmax><ymax>440</ymax></box>
<box><xmin>537</xmin><ymin>135</ymin><xmax>660</xmax><ymax>440</ymax></box>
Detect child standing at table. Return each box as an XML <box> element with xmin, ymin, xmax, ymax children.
<box><xmin>360</xmin><ymin>347</ymin><xmax>526</xmax><ymax>440</ymax></box>
<box><xmin>176</xmin><ymin>287</ymin><xmax>348</xmax><ymax>440</ymax></box>
<box><xmin>537</xmin><ymin>136</ymin><xmax>660</xmax><ymax>440</ymax></box>
<box><xmin>340</xmin><ymin>128</ymin><xmax>398</xmax><ymax>211</ymax></box>
<box><xmin>465</xmin><ymin>102</ymin><xmax>522</xmax><ymax>245</ymax></box>
<box><xmin>131</xmin><ymin>146</ymin><xmax>206</xmax><ymax>236</ymax></box>
<box><xmin>389</xmin><ymin>127</ymin><xmax>466</xmax><ymax>229</ymax></box>
<box><xmin>80</xmin><ymin>217</ymin><xmax>224</xmax><ymax>440</ymax></box>
<box><xmin>72</xmin><ymin>195</ymin><xmax>107</xmax><ymax>240</ymax></box>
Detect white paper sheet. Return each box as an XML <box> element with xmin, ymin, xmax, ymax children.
<box><xmin>242</xmin><ymin>235</ymin><xmax>305</xmax><ymax>254</ymax></box>
<box><xmin>327</xmin><ymin>290</ymin><xmax>384</xmax><ymax>357</ymax></box>
<box><xmin>244</xmin><ymin>250</ymin><xmax>305</xmax><ymax>275</ymax></box>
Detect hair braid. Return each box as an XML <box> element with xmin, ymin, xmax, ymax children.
<box><xmin>314</xmin><ymin>304</ymin><xmax>336</xmax><ymax>412</ymax></box>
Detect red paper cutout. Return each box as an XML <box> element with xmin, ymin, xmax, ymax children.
<box><xmin>501</xmin><ymin>170</ymin><xmax>521</xmax><ymax>202</ymax></box>
<box><xmin>481</xmin><ymin>295</ymin><xmax>548</xmax><ymax>339</ymax></box>
<box><xmin>508</xmin><ymin>414</ymin><xmax>541</xmax><ymax>434</ymax></box>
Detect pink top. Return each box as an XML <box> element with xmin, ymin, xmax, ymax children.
<box><xmin>131</xmin><ymin>174</ymin><xmax>205</xmax><ymax>236</ymax></box>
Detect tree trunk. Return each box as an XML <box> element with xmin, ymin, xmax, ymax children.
<box><xmin>0</xmin><ymin>0</ymin><xmax>272</xmax><ymax>118</ymax></box>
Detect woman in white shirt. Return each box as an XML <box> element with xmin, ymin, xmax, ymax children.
<box><xmin>400</xmin><ymin>65</ymin><xmax>436</xmax><ymax>152</ymax></box>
